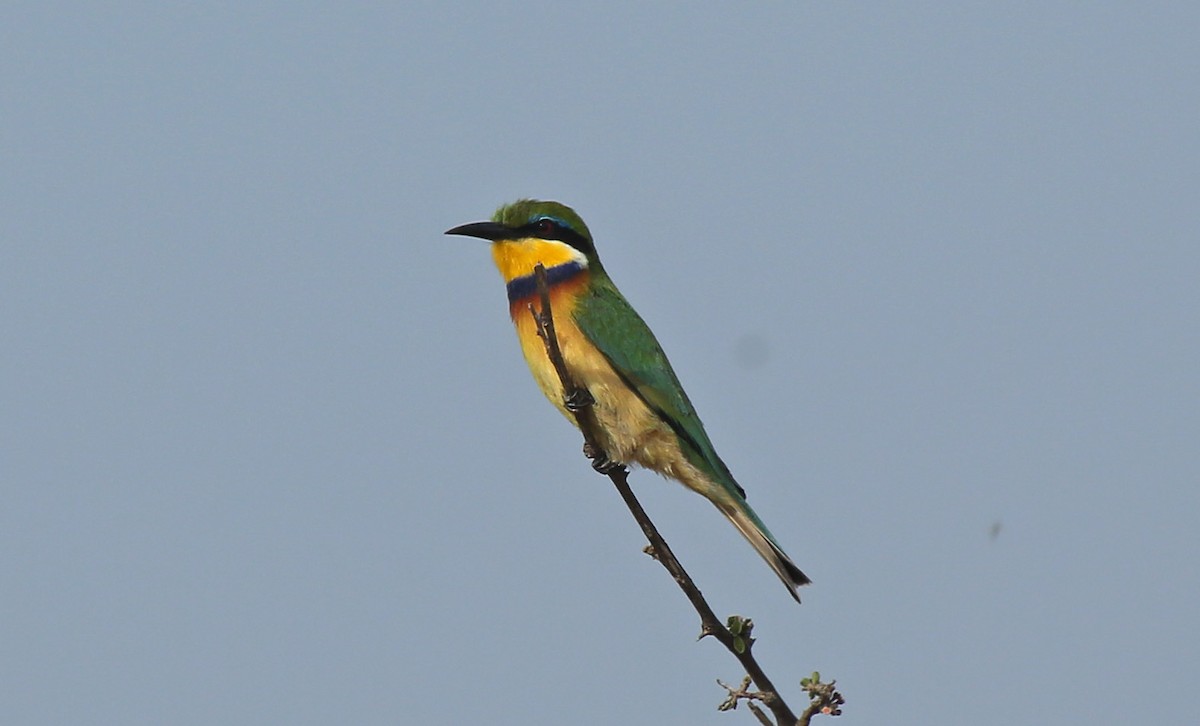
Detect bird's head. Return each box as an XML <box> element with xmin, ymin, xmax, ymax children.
<box><xmin>445</xmin><ymin>199</ymin><xmax>603</xmax><ymax>283</ymax></box>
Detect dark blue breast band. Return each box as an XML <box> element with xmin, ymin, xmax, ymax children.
<box><xmin>506</xmin><ymin>262</ymin><xmax>585</xmax><ymax>303</ymax></box>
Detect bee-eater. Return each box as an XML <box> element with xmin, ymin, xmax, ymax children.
<box><xmin>447</xmin><ymin>200</ymin><xmax>810</xmax><ymax>602</ymax></box>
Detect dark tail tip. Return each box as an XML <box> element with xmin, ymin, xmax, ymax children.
<box><xmin>784</xmin><ymin>560</ymin><xmax>811</xmax><ymax>603</ymax></box>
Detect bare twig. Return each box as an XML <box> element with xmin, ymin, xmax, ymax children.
<box><xmin>526</xmin><ymin>263</ymin><xmax>835</xmax><ymax>725</ymax></box>
<box><xmin>718</xmin><ymin>676</ymin><xmax>774</xmax><ymax>725</ymax></box>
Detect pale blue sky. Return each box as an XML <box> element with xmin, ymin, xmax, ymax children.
<box><xmin>3</xmin><ymin>3</ymin><xmax>1198</xmax><ymax>724</ymax></box>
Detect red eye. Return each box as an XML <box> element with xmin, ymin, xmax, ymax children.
<box><xmin>535</xmin><ymin>218</ymin><xmax>555</xmax><ymax>235</ymax></box>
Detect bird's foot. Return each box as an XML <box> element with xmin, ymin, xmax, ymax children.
<box><xmin>583</xmin><ymin>442</ymin><xmax>622</xmax><ymax>474</ymax></box>
<box><xmin>563</xmin><ymin>387</ymin><xmax>595</xmax><ymax>412</ymax></box>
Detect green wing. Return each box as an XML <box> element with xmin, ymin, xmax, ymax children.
<box><xmin>571</xmin><ymin>278</ymin><xmax>745</xmax><ymax>498</ymax></box>
<box><xmin>572</xmin><ymin>276</ymin><xmax>811</xmax><ymax>596</ymax></box>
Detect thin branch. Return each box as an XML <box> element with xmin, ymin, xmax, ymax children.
<box><xmin>718</xmin><ymin>676</ymin><xmax>774</xmax><ymax>725</ymax></box>
<box><xmin>527</xmin><ymin>263</ymin><xmax>818</xmax><ymax>725</ymax></box>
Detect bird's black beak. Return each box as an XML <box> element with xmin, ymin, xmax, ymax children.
<box><xmin>444</xmin><ymin>221</ymin><xmax>511</xmax><ymax>241</ymax></box>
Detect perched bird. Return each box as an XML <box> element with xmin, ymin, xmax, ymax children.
<box><xmin>446</xmin><ymin>200</ymin><xmax>810</xmax><ymax>601</ymax></box>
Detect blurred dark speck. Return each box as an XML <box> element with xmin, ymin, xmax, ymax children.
<box><xmin>989</xmin><ymin>520</ymin><xmax>1003</xmax><ymax>541</ymax></box>
<box><xmin>734</xmin><ymin>333</ymin><xmax>771</xmax><ymax>369</ymax></box>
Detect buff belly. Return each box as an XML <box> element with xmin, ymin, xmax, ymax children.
<box><xmin>509</xmin><ymin>290</ymin><xmax>723</xmax><ymax>503</ymax></box>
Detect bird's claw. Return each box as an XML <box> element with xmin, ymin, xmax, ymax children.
<box><xmin>583</xmin><ymin>442</ymin><xmax>622</xmax><ymax>474</ymax></box>
<box><xmin>563</xmin><ymin>387</ymin><xmax>595</xmax><ymax>412</ymax></box>
<box><xmin>592</xmin><ymin>457</ymin><xmax>622</xmax><ymax>475</ymax></box>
